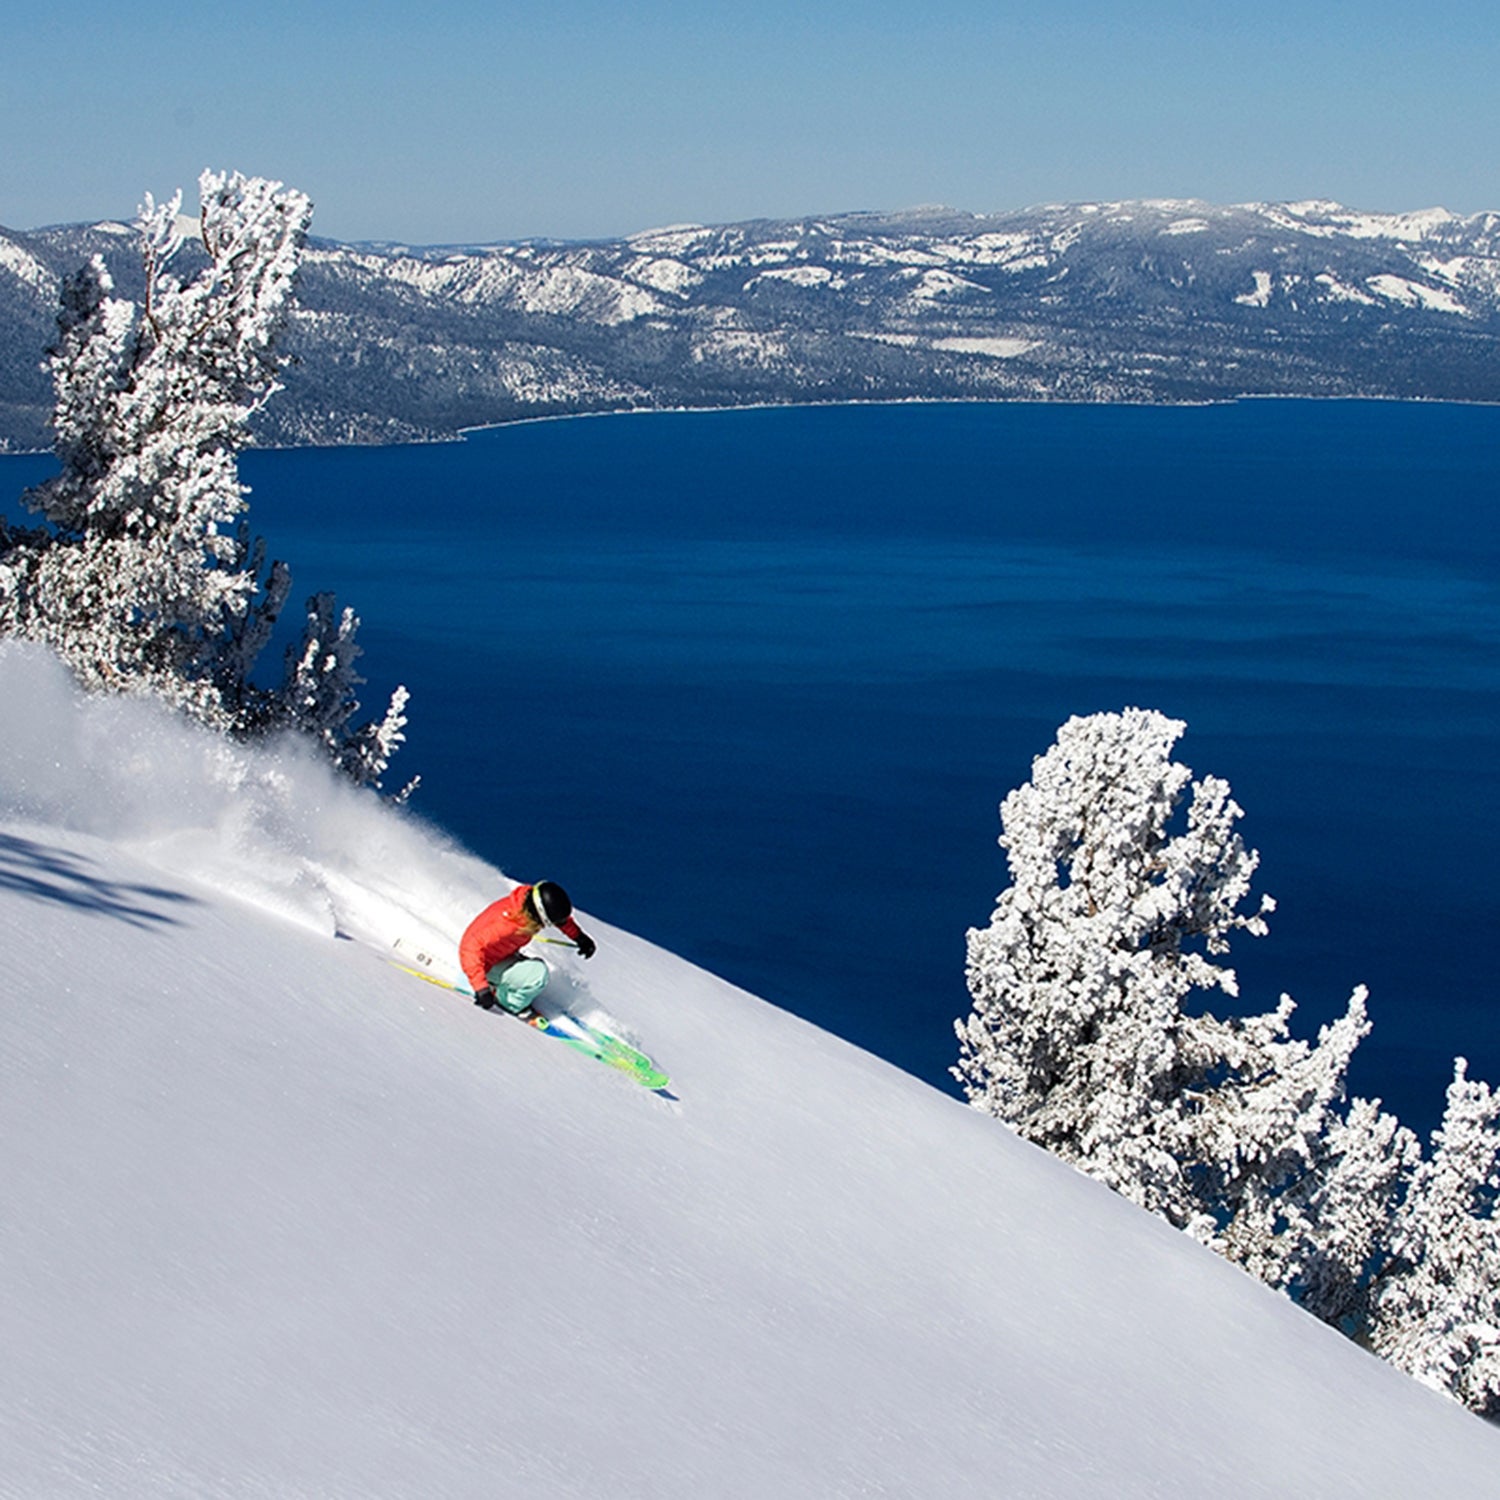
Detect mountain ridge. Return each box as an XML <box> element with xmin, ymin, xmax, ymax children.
<box><xmin>3</xmin><ymin>196</ymin><xmax>1499</xmax><ymax>452</ymax></box>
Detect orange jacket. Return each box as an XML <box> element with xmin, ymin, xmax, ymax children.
<box><xmin>459</xmin><ymin>884</ymin><xmax>582</xmax><ymax>993</ymax></box>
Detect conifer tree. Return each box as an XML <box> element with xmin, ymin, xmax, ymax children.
<box><xmin>7</xmin><ymin>175</ymin><xmax>306</xmax><ymax>710</ymax></box>
<box><xmin>0</xmin><ymin>171</ymin><xmax>409</xmax><ymax>790</ymax></box>
<box><xmin>955</xmin><ymin>709</ymin><xmax>1277</xmax><ymax>1225</ymax></box>
<box><xmin>1192</xmin><ymin>987</ymin><xmax>1414</xmax><ymax>1319</ymax></box>
<box><xmin>1367</xmin><ymin>1060</ymin><xmax>1500</xmax><ymax>1416</ymax></box>
<box><xmin>1281</xmin><ymin>1095</ymin><xmax>1419</xmax><ymax>1328</ymax></box>
<box><xmin>959</xmin><ymin>710</ymin><xmax>1500</xmax><ymax>1417</ymax></box>
<box><xmin>956</xmin><ymin>709</ymin><xmax>1407</xmax><ymax>1277</ymax></box>
<box><xmin>281</xmin><ymin>593</ymin><xmax>414</xmax><ymax>792</ymax></box>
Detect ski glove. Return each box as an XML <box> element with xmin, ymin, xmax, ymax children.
<box><xmin>473</xmin><ymin>986</ymin><xmax>498</xmax><ymax>1009</ymax></box>
<box><xmin>575</xmin><ymin>932</ymin><xmax>597</xmax><ymax>960</ymax></box>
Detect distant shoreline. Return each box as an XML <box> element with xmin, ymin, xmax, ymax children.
<box><xmin>4</xmin><ymin>390</ymin><xmax>1500</xmax><ymax>465</ymax></box>
<box><xmin>456</xmin><ymin>388</ymin><xmax>1500</xmax><ymax>443</ymax></box>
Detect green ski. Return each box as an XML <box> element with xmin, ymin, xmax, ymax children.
<box><xmin>388</xmin><ymin>947</ymin><xmax>670</xmax><ymax>1092</ymax></box>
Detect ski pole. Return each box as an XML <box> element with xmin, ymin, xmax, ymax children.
<box><xmin>537</xmin><ymin>936</ymin><xmax>579</xmax><ymax>949</ymax></box>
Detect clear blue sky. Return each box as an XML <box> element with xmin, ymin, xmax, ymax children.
<box><xmin>4</xmin><ymin>0</ymin><xmax>1497</xmax><ymax>243</ymax></box>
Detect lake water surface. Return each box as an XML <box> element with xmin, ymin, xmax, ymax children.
<box><xmin>5</xmin><ymin>400</ymin><xmax>1497</xmax><ymax>1132</ymax></box>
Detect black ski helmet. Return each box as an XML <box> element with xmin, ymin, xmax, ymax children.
<box><xmin>529</xmin><ymin>880</ymin><xmax>573</xmax><ymax>927</ymax></box>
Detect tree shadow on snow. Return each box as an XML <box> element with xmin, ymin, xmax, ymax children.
<box><xmin>0</xmin><ymin>831</ymin><xmax>200</xmax><ymax>930</ymax></box>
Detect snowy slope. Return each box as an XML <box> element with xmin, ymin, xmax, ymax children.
<box><xmin>2</xmin><ymin>642</ymin><xmax>1496</xmax><ymax>1497</ymax></box>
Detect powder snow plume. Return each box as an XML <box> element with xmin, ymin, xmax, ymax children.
<box><xmin>0</xmin><ymin>642</ymin><xmax>498</xmax><ymax>965</ymax></box>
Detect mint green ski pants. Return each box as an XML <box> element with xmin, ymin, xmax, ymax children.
<box><xmin>485</xmin><ymin>955</ymin><xmax>549</xmax><ymax>1013</ymax></box>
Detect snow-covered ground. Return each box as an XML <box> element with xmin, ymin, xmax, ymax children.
<box><xmin>2</xmin><ymin>641</ymin><xmax>1496</xmax><ymax>1497</ymax></box>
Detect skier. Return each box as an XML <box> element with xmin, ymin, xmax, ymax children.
<box><xmin>459</xmin><ymin>880</ymin><xmax>597</xmax><ymax>1019</ymax></box>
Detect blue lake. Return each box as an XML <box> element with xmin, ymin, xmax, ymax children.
<box><xmin>5</xmin><ymin>399</ymin><xmax>1498</xmax><ymax>1133</ymax></box>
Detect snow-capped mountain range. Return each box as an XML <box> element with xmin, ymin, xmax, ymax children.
<box><xmin>3</xmin><ymin>197</ymin><xmax>1499</xmax><ymax>450</ymax></box>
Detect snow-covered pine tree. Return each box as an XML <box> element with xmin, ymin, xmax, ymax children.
<box><xmin>281</xmin><ymin>593</ymin><xmax>413</xmax><ymax>793</ymax></box>
<box><xmin>955</xmin><ymin>709</ymin><xmax>1278</xmax><ymax>1225</ymax></box>
<box><xmin>1279</xmin><ymin>1094</ymin><xmax>1419</xmax><ymax>1329</ymax></box>
<box><xmin>956</xmin><ymin>707</ymin><xmax>1500</xmax><ymax>1416</ymax></box>
<box><xmin>0</xmin><ymin>171</ymin><xmax>411</xmax><ymax>789</ymax></box>
<box><xmin>1366</xmin><ymin>1059</ymin><xmax>1500</xmax><ymax>1416</ymax></box>
<box><xmin>955</xmin><ymin>707</ymin><xmax>1399</xmax><ymax>1284</ymax></box>
<box><xmin>4</xmin><ymin>174</ymin><xmax>308</xmax><ymax>716</ymax></box>
<box><xmin>1190</xmin><ymin>986</ymin><xmax>1415</xmax><ymax>1324</ymax></box>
